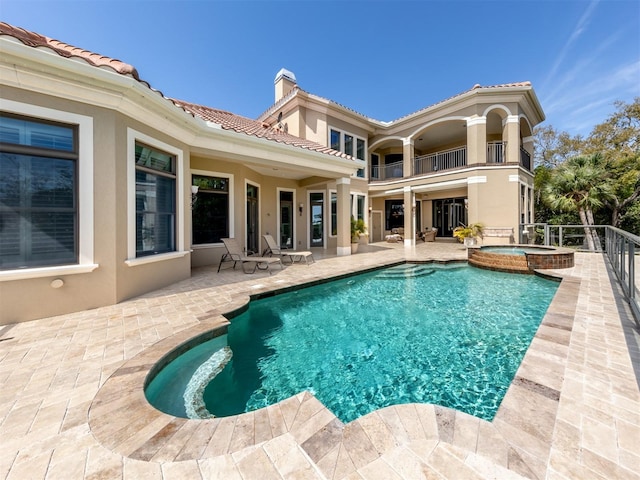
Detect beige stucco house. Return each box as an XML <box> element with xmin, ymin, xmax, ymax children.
<box><xmin>0</xmin><ymin>23</ymin><xmax>545</xmax><ymax>324</ymax></box>
<box><xmin>261</xmin><ymin>69</ymin><xmax>544</xmax><ymax>246</ymax></box>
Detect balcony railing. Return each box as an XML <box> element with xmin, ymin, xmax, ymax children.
<box><xmin>520</xmin><ymin>147</ymin><xmax>531</xmax><ymax>170</ymax></box>
<box><xmin>487</xmin><ymin>141</ymin><xmax>506</xmax><ymax>163</ymax></box>
<box><xmin>370</xmin><ymin>141</ymin><xmax>531</xmax><ymax>180</ymax></box>
<box><xmin>370</xmin><ymin>161</ymin><xmax>403</xmax><ymax>180</ymax></box>
<box><xmin>414</xmin><ymin>146</ymin><xmax>467</xmax><ymax>175</ymax></box>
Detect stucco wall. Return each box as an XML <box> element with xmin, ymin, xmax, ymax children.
<box><xmin>0</xmin><ymin>88</ymin><xmax>192</xmax><ymax>324</ymax></box>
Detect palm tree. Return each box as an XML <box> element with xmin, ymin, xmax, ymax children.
<box><xmin>543</xmin><ymin>154</ymin><xmax>613</xmax><ymax>251</ymax></box>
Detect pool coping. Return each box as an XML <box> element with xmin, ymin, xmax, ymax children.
<box><xmin>88</xmin><ymin>261</ymin><xmax>579</xmax><ymax>479</ymax></box>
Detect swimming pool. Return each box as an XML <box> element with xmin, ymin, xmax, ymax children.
<box><xmin>145</xmin><ymin>263</ymin><xmax>559</xmax><ymax>423</ymax></box>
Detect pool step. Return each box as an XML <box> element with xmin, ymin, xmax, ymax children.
<box><xmin>468</xmin><ymin>250</ymin><xmax>531</xmax><ymax>274</ymax></box>
<box><xmin>376</xmin><ymin>265</ymin><xmax>436</xmax><ymax>279</ymax></box>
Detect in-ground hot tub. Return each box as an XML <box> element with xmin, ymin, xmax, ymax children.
<box><xmin>467</xmin><ymin>245</ymin><xmax>574</xmax><ymax>273</ymax></box>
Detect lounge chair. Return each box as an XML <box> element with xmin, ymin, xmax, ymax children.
<box><xmin>262</xmin><ymin>234</ymin><xmax>315</xmax><ymax>265</ymax></box>
<box><xmin>218</xmin><ymin>238</ymin><xmax>283</xmax><ymax>274</ymax></box>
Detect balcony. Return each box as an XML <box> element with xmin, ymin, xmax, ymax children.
<box><xmin>370</xmin><ymin>142</ymin><xmax>532</xmax><ymax>181</ymax></box>
<box><xmin>520</xmin><ymin>147</ymin><xmax>531</xmax><ymax>170</ymax></box>
<box><xmin>414</xmin><ymin>146</ymin><xmax>467</xmax><ymax>175</ymax></box>
<box><xmin>370</xmin><ymin>161</ymin><xmax>403</xmax><ymax>181</ymax></box>
<box><xmin>487</xmin><ymin>141</ymin><xmax>506</xmax><ymax>164</ymax></box>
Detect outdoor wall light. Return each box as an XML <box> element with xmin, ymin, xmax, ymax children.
<box><xmin>191</xmin><ymin>185</ymin><xmax>199</xmax><ymax>208</ymax></box>
<box><xmin>299</xmin><ymin>203</ymin><xmax>303</xmax><ymax>216</ymax></box>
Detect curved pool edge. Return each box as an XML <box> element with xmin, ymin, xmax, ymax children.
<box><xmin>87</xmin><ymin>261</ymin><xmax>579</xmax><ymax>480</ymax></box>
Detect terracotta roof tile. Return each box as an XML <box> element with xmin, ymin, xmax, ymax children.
<box><xmin>0</xmin><ymin>22</ymin><xmax>140</xmax><ymax>79</ymax></box>
<box><xmin>173</xmin><ymin>99</ymin><xmax>353</xmax><ymax>159</ymax></box>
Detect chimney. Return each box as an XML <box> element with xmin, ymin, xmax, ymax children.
<box><xmin>274</xmin><ymin>68</ymin><xmax>297</xmax><ymax>102</ymax></box>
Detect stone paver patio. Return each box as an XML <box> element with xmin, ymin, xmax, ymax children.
<box><xmin>1</xmin><ymin>241</ymin><xmax>638</xmax><ymax>479</ymax></box>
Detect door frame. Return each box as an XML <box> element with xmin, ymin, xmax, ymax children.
<box><xmin>371</xmin><ymin>210</ymin><xmax>383</xmax><ymax>242</ymax></box>
<box><xmin>276</xmin><ymin>187</ymin><xmax>296</xmax><ymax>249</ymax></box>
<box><xmin>245</xmin><ymin>180</ymin><xmax>261</xmax><ymax>253</ymax></box>
<box><xmin>308</xmin><ymin>190</ymin><xmax>325</xmax><ymax>249</ymax></box>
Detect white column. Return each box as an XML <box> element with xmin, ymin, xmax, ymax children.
<box><xmin>465</xmin><ymin>115</ymin><xmax>486</xmax><ymax>165</ymax></box>
<box><xmin>336</xmin><ymin>177</ymin><xmax>351</xmax><ymax>256</ymax></box>
<box><xmin>403</xmin><ymin>138</ymin><xmax>414</xmax><ymax>178</ymax></box>
<box><xmin>403</xmin><ymin>186</ymin><xmax>415</xmax><ymax>247</ymax></box>
<box><xmin>503</xmin><ymin>115</ymin><xmax>520</xmax><ymax>164</ymax></box>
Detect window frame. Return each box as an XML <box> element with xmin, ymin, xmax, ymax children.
<box><xmin>191</xmin><ymin>170</ymin><xmax>235</xmax><ymax>247</ymax></box>
<box><xmin>126</xmin><ymin>128</ymin><xmax>186</xmax><ymax>266</ymax></box>
<box><xmin>0</xmin><ymin>100</ymin><xmax>96</xmax><ymax>281</ymax></box>
<box><xmin>0</xmin><ymin>113</ymin><xmax>78</xmax><ymax>269</ymax></box>
<box><xmin>134</xmin><ymin>142</ymin><xmax>177</xmax><ymax>257</ymax></box>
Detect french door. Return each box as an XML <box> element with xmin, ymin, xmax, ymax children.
<box><xmin>246</xmin><ymin>184</ymin><xmax>259</xmax><ymax>253</ymax></box>
<box><xmin>433</xmin><ymin>198</ymin><xmax>467</xmax><ymax>237</ymax></box>
<box><xmin>309</xmin><ymin>192</ymin><xmax>324</xmax><ymax>247</ymax></box>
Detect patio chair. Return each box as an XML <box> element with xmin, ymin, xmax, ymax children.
<box><xmin>418</xmin><ymin>228</ymin><xmax>437</xmax><ymax>242</ymax></box>
<box><xmin>218</xmin><ymin>238</ymin><xmax>283</xmax><ymax>274</ymax></box>
<box><xmin>262</xmin><ymin>234</ymin><xmax>315</xmax><ymax>265</ymax></box>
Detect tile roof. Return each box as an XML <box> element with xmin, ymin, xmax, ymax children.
<box><xmin>0</xmin><ymin>22</ymin><xmax>353</xmax><ymax>162</ymax></box>
<box><xmin>0</xmin><ymin>22</ymin><xmax>140</xmax><ymax>80</ymax></box>
<box><xmin>173</xmin><ymin>100</ymin><xmax>352</xmax><ymax>159</ymax></box>
<box><xmin>259</xmin><ymin>77</ymin><xmax>533</xmax><ymax>126</ymax></box>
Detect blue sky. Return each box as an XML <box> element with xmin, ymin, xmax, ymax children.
<box><xmin>2</xmin><ymin>0</ymin><xmax>639</xmax><ymax>137</ymax></box>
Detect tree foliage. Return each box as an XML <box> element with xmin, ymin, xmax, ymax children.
<box><xmin>533</xmin><ymin>98</ymin><xmax>640</xmax><ymax>235</ymax></box>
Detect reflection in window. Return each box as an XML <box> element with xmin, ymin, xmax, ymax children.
<box><xmin>331</xmin><ymin>192</ymin><xmax>337</xmax><ymax>235</ymax></box>
<box><xmin>0</xmin><ymin>113</ymin><xmax>77</xmax><ymax>269</ymax></box>
<box><xmin>192</xmin><ymin>175</ymin><xmax>229</xmax><ymax>244</ymax></box>
<box><xmin>385</xmin><ymin>200</ymin><xmax>404</xmax><ymax>230</ymax></box>
<box><xmin>135</xmin><ymin>143</ymin><xmax>176</xmax><ymax>257</ymax></box>
<box><xmin>330</xmin><ymin>129</ymin><xmax>340</xmax><ymax>151</ymax></box>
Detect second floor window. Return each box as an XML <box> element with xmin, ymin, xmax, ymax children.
<box><xmin>329</xmin><ymin>128</ymin><xmax>366</xmax><ymax>177</ymax></box>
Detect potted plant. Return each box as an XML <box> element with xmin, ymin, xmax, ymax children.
<box><xmin>453</xmin><ymin>223</ymin><xmax>484</xmax><ymax>246</ymax></box>
<box><xmin>351</xmin><ymin>217</ymin><xmax>367</xmax><ymax>253</ymax></box>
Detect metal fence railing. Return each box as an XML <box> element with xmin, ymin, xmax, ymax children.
<box><xmin>414</xmin><ymin>146</ymin><xmax>467</xmax><ymax>175</ymax></box>
<box><xmin>520</xmin><ymin>223</ymin><xmax>639</xmax><ymax>325</ymax></box>
<box><xmin>370</xmin><ymin>161</ymin><xmax>403</xmax><ymax>180</ymax></box>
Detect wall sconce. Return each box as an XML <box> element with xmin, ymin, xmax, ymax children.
<box><xmin>464</xmin><ymin>198</ymin><xmax>468</xmax><ymax>209</ymax></box>
<box><xmin>191</xmin><ymin>185</ymin><xmax>199</xmax><ymax>209</ymax></box>
<box><xmin>299</xmin><ymin>203</ymin><xmax>303</xmax><ymax>216</ymax></box>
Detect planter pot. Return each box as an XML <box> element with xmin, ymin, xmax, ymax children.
<box><xmin>351</xmin><ymin>243</ymin><xmax>359</xmax><ymax>254</ymax></box>
<box><xmin>463</xmin><ymin>237</ymin><xmax>476</xmax><ymax>247</ymax></box>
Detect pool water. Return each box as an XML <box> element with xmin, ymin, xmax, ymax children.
<box><xmin>146</xmin><ymin>263</ymin><xmax>558</xmax><ymax>423</ymax></box>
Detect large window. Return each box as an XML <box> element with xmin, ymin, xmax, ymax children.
<box><xmin>385</xmin><ymin>200</ymin><xmax>404</xmax><ymax>230</ymax></box>
<box><xmin>135</xmin><ymin>143</ymin><xmax>176</xmax><ymax>257</ymax></box>
<box><xmin>0</xmin><ymin>113</ymin><xmax>77</xmax><ymax>270</ymax></box>
<box><xmin>192</xmin><ymin>175</ymin><xmax>229</xmax><ymax>244</ymax></box>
